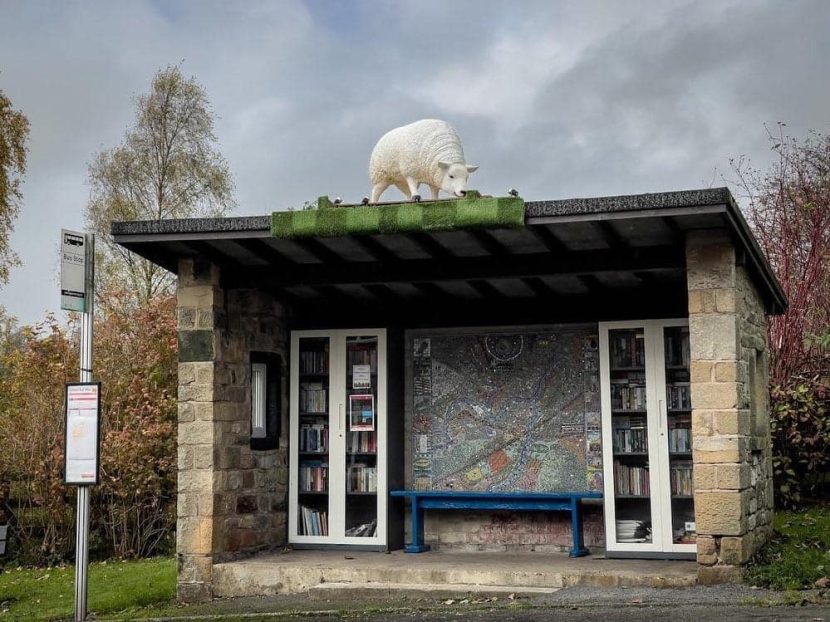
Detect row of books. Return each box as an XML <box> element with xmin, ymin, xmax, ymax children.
<box><xmin>299</xmin><ymin>505</ymin><xmax>328</xmax><ymax>536</ymax></box>
<box><xmin>349</xmin><ymin>431</ymin><xmax>376</xmax><ymax>454</ymax></box>
<box><xmin>668</xmin><ymin>417</ymin><xmax>692</xmax><ymax>453</ymax></box>
<box><xmin>614</xmin><ymin>461</ymin><xmax>650</xmax><ymax>496</ymax></box>
<box><xmin>612</xmin><ymin>383</ymin><xmax>692</xmax><ymax>411</ymax></box>
<box><xmin>299</xmin><ymin>461</ymin><xmax>328</xmax><ymax>492</ymax></box>
<box><xmin>610</xmin><ymin>331</ymin><xmax>645</xmax><ymax>368</ymax></box>
<box><xmin>665</xmin><ymin>330</ymin><xmax>691</xmax><ymax>368</ymax></box>
<box><xmin>300</xmin><ymin>350</ymin><xmax>328</xmax><ymax>375</ymax></box>
<box><xmin>611</xmin><ymin>381</ymin><xmax>646</xmax><ymax>410</ymax></box>
<box><xmin>667</xmin><ymin>383</ymin><xmax>692</xmax><ymax>410</ymax></box>
<box><xmin>613</xmin><ymin>415</ymin><xmax>647</xmax><ymax>453</ymax></box>
<box><xmin>300</xmin><ymin>383</ymin><xmax>327</xmax><ymax>413</ymax></box>
<box><xmin>347</xmin><ymin>464</ymin><xmax>377</xmax><ymax>493</ymax></box>
<box><xmin>300</xmin><ymin>424</ymin><xmax>328</xmax><ymax>453</ymax></box>
<box><xmin>670</xmin><ymin>462</ymin><xmax>694</xmax><ymax>496</ymax></box>
<box><xmin>348</xmin><ymin>346</ymin><xmax>377</xmax><ymax>372</ymax></box>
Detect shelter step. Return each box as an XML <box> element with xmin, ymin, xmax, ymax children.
<box><xmin>307</xmin><ymin>581</ymin><xmax>560</xmax><ymax>600</ymax></box>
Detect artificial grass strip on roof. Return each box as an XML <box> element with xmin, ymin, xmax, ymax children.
<box><xmin>271</xmin><ymin>192</ymin><xmax>525</xmax><ymax>239</ymax></box>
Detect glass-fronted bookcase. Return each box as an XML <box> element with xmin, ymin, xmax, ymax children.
<box><xmin>599</xmin><ymin>319</ymin><xmax>696</xmax><ymax>558</ymax></box>
<box><xmin>288</xmin><ymin>329</ymin><xmax>388</xmax><ymax>548</ymax></box>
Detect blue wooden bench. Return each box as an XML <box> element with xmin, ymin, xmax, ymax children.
<box><xmin>390</xmin><ymin>490</ymin><xmax>602</xmax><ymax>557</ymax></box>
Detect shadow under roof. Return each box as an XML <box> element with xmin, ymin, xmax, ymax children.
<box><xmin>112</xmin><ymin>187</ymin><xmax>786</xmax><ymax>323</ymax></box>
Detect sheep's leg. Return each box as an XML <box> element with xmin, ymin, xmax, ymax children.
<box><xmin>394</xmin><ymin>183</ymin><xmax>410</xmax><ymax>199</ymax></box>
<box><xmin>370</xmin><ymin>183</ymin><xmax>390</xmax><ymax>203</ymax></box>
<box><xmin>405</xmin><ymin>177</ymin><xmax>421</xmax><ymax>202</ymax></box>
<box><xmin>430</xmin><ymin>186</ymin><xmax>440</xmax><ymax>200</ymax></box>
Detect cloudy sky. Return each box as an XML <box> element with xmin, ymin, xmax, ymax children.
<box><xmin>1</xmin><ymin>0</ymin><xmax>828</xmax><ymax>324</ymax></box>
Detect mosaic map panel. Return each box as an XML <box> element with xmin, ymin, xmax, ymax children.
<box><xmin>410</xmin><ymin>328</ymin><xmax>602</xmax><ymax>493</ymax></box>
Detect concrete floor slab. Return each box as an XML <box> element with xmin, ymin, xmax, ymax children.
<box><xmin>212</xmin><ymin>549</ymin><xmax>697</xmax><ymax>597</ymax></box>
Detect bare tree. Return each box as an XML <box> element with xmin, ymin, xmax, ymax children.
<box><xmin>87</xmin><ymin>65</ymin><xmax>234</xmax><ymax>305</ymax></box>
<box><xmin>731</xmin><ymin>124</ymin><xmax>830</xmax><ymax>383</ymax></box>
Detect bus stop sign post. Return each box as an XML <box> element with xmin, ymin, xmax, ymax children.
<box><xmin>61</xmin><ymin>231</ymin><xmax>96</xmax><ymax>622</ymax></box>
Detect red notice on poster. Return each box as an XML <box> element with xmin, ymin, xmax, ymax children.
<box><xmin>64</xmin><ymin>382</ymin><xmax>101</xmax><ymax>485</ymax></box>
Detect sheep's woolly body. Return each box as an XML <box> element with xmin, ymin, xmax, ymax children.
<box><xmin>369</xmin><ymin>119</ymin><xmax>466</xmax><ymax>190</ymax></box>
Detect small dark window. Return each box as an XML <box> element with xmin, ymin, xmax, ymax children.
<box><xmin>250</xmin><ymin>352</ymin><xmax>281</xmax><ymax>450</ymax></box>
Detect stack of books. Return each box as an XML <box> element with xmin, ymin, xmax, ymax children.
<box><xmin>616</xmin><ymin>519</ymin><xmax>651</xmax><ymax>543</ymax></box>
<box><xmin>345</xmin><ymin>519</ymin><xmax>376</xmax><ymax>538</ymax></box>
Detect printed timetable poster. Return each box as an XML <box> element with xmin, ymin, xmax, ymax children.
<box><xmin>64</xmin><ymin>383</ymin><xmax>101</xmax><ymax>485</ymax></box>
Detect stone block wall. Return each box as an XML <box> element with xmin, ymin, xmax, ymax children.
<box><xmin>414</xmin><ymin>507</ymin><xmax>605</xmax><ymax>552</ymax></box>
<box><xmin>686</xmin><ymin>231</ymin><xmax>773</xmax><ymax>583</ymax></box>
<box><xmin>176</xmin><ymin>259</ymin><xmax>289</xmax><ymax>602</ymax></box>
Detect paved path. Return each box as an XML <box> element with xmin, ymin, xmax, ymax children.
<box><xmin>121</xmin><ymin>585</ymin><xmax>830</xmax><ymax>622</ymax></box>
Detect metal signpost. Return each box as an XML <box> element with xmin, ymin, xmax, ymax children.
<box><xmin>61</xmin><ymin>230</ymin><xmax>96</xmax><ymax>622</ymax></box>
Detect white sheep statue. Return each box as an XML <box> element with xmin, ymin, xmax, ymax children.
<box><xmin>368</xmin><ymin>119</ymin><xmax>478</xmax><ymax>203</ymax></box>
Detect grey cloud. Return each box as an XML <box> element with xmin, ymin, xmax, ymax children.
<box><xmin>0</xmin><ymin>0</ymin><xmax>828</xmax><ymax>324</ymax></box>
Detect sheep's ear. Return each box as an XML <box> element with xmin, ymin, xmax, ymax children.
<box><xmin>466</xmin><ymin>165</ymin><xmax>479</xmax><ymax>174</ymax></box>
<box><xmin>438</xmin><ymin>161</ymin><xmax>451</xmax><ymax>171</ymax></box>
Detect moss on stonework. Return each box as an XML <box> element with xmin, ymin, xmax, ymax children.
<box><xmin>271</xmin><ymin>191</ymin><xmax>525</xmax><ymax>239</ymax></box>
<box><xmin>178</xmin><ymin>330</ymin><xmax>214</xmax><ymax>362</ymax></box>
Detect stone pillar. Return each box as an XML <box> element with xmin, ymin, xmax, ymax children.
<box><xmin>175</xmin><ymin>259</ymin><xmax>290</xmax><ymax>602</ymax></box>
<box><xmin>176</xmin><ymin>258</ymin><xmax>223</xmax><ymax>602</ymax></box>
<box><xmin>686</xmin><ymin>231</ymin><xmax>773</xmax><ymax>583</ymax></box>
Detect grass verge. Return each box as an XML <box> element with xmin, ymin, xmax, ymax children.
<box><xmin>0</xmin><ymin>556</ymin><xmax>175</xmax><ymax>621</ymax></box>
<box><xmin>744</xmin><ymin>506</ymin><xmax>830</xmax><ymax>590</ymax></box>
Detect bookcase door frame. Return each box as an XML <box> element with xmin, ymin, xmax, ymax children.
<box><xmin>599</xmin><ymin>319</ymin><xmax>695</xmax><ymax>557</ymax></box>
<box><xmin>652</xmin><ymin>319</ymin><xmax>696</xmax><ymax>556</ymax></box>
<box><xmin>288</xmin><ymin>328</ymin><xmax>387</xmax><ymax>547</ymax></box>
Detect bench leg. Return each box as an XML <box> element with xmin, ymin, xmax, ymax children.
<box><xmin>569</xmin><ymin>500</ymin><xmax>590</xmax><ymax>558</ymax></box>
<box><xmin>405</xmin><ymin>498</ymin><xmax>430</xmax><ymax>553</ymax></box>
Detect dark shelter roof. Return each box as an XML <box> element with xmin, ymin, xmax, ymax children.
<box><xmin>112</xmin><ymin>188</ymin><xmax>786</xmax><ymax>328</ymax></box>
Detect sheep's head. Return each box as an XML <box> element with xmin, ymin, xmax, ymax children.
<box><xmin>438</xmin><ymin>161</ymin><xmax>479</xmax><ymax>198</ymax></box>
